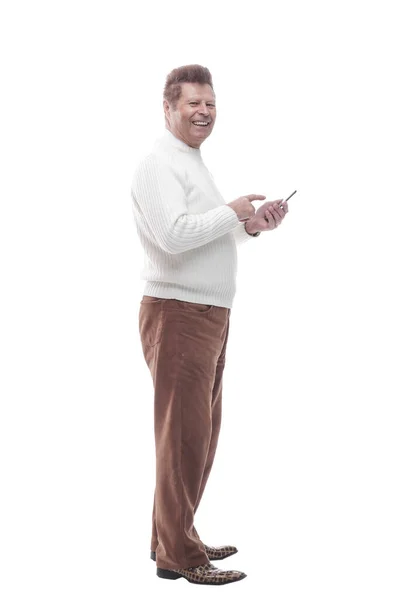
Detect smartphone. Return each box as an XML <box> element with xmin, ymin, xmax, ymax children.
<box><xmin>279</xmin><ymin>190</ymin><xmax>296</xmax><ymax>209</ymax></box>
<box><xmin>284</xmin><ymin>190</ymin><xmax>297</xmax><ymax>202</ymax></box>
<box><xmin>241</xmin><ymin>190</ymin><xmax>297</xmax><ymax>222</ymax></box>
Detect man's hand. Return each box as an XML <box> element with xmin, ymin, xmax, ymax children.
<box><xmin>227</xmin><ymin>194</ymin><xmax>266</xmax><ymax>222</ymax></box>
<box><xmin>244</xmin><ymin>199</ymin><xmax>289</xmax><ymax>234</ymax></box>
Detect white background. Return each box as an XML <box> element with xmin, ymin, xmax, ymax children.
<box><xmin>1</xmin><ymin>0</ymin><xmax>399</xmax><ymax>598</ymax></box>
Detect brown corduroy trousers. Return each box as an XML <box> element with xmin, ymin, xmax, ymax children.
<box><xmin>138</xmin><ymin>295</ymin><xmax>231</xmax><ymax>570</ymax></box>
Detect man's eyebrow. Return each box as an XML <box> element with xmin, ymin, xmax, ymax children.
<box><xmin>187</xmin><ymin>98</ymin><xmax>216</xmax><ymax>102</ymax></box>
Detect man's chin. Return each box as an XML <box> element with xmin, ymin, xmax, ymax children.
<box><xmin>192</xmin><ymin>128</ymin><xmax>211</xmax><ymax>138</ymax></box>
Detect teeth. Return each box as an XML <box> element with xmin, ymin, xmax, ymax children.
<box><xmin>193</xmin><ymin>121</ymin><xmax>209</xmax><ymax>126</ymax></box>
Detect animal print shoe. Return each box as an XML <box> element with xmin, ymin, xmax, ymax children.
<box><xmin>150</xmin><ymin>543</ymin><xmax>238</xmax><ymax>562</ymax></box>
<box><xmin>203</xmin><ymin>544</ymin><xmax>238</xmax><ymax>560</ymax></box>
<box><xmin>156</xmin><ymin>562</ymin><xmax>247</xmax><ymax>585</ymax></box>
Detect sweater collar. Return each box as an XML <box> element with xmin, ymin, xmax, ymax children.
<box><xmin>160</xmin><ymin>128</ymin><xmax>202</xmax><ymax>156</ymax></box>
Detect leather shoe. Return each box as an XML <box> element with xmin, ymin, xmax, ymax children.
<box><xmin>156</xmin><ymin>562</ymin><xmax>247</xmax><ymax>585</ymax></box>
<box><xmin>151</xmin><ymin>543</ymin><xmax>238</xmax><ymax>562</ymax></box>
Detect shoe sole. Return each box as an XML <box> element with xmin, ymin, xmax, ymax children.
<box><xmin>151</xmin><ymin>550</ymin><xmax>238</xmax><ymax>561</ymax></box>
<box><xmin>156</xmin><ymin>567</ymin><xmax>247</xmax><ymax>585</ymax></box>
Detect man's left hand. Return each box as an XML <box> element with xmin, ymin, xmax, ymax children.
<box><xmin>245</xmin><ymin>199</ymin><xmax>289</xmax><ymax>234</ymax></box>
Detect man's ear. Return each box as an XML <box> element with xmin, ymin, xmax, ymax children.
<box><xmin>163</xmin><ymin>99</ymin><xmax>170</xmax><ymax>121</ymax></box>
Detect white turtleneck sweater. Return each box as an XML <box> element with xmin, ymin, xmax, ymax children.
<box><xmin>130</xmin><ymin>128</ymin><xmax>255</xmax><ymax>309</ymax></box>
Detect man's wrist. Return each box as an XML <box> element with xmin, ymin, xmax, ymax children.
<box><xmin>244</xmin><ymin>221</ymin><xmax>261</xmax><ymax>237</ymax></box>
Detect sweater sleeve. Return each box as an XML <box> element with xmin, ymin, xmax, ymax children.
<box><xmin>131</xmin><ymin>154</ymin><xmax>240</xmax><ymax>254</ymax></box>
<box><xmin>231</xmin><ymin>220</ymin><xmax>255</xmax><ymax>245</ymax></box>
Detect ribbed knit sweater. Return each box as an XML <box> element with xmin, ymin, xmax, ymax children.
<box><xmin>130</xmin><ymin>128</ymin><xmax>255</xmax><ymax>309</ymax></box>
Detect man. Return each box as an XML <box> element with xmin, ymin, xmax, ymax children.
<box><xmin>131</xmin><ymin>64</ymin><xmax>288</xmax><ymax>585</ymax></box>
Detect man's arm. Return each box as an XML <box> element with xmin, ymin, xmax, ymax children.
<box><xmin>131</xmin><ymin>154</ymin><xmax>240</xmax><ymax>254</ymax></box>
<box><xmin>231</xmin><ymin>219</ymin><xmax>260</xmax><ymax>245</ymax></box>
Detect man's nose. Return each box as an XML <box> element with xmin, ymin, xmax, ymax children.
<box><xmin>198</xmin><ymin>102</ymin><xmax>210</xmax><ymax>115</ymax></box>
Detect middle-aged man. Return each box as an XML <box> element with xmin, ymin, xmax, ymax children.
<box><xmin>130</xmin><ymin>64</ymin><xmax>289</xmax><ymax>585</ymax></box>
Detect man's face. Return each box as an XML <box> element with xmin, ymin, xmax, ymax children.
<box><xmin>164</xmin><ymin>82</ymin><xmax>216</xmax><ymax>148</ymax></box>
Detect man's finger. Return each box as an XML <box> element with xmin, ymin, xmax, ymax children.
<box><xmin>246</xmin><ymin>194</ymin><xmax>267</xmax><ymax>202</ymax></box>
<box><xmin>268</xmin><ymin>206</ymin><xmax>282</xmax><ymax>226</ymax></box>
<box><xmin>273</xmin><ymin>202</ymin><xmax>286</xmax><ymax>218</ymax></box>
<box><xmin>264</xmin><ymin>209</ymin><xmax>275</xmax><ymax>228</ymax></box>
<box><xmin>279</xmin><ymin>200</ymin><xmax>289</xmax><ymax>213</ymax></box>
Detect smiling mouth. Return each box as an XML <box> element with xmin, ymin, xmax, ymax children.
<box><xmin>192</xmin><ymin>121</ymin><xmax>210</xmax><ymax>127</ymax></box>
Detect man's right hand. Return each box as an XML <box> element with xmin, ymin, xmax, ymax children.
<box><xmin>227</xmin><ymin>194</ymin><xmax>266</xmax><ymax>222</ymax></box>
